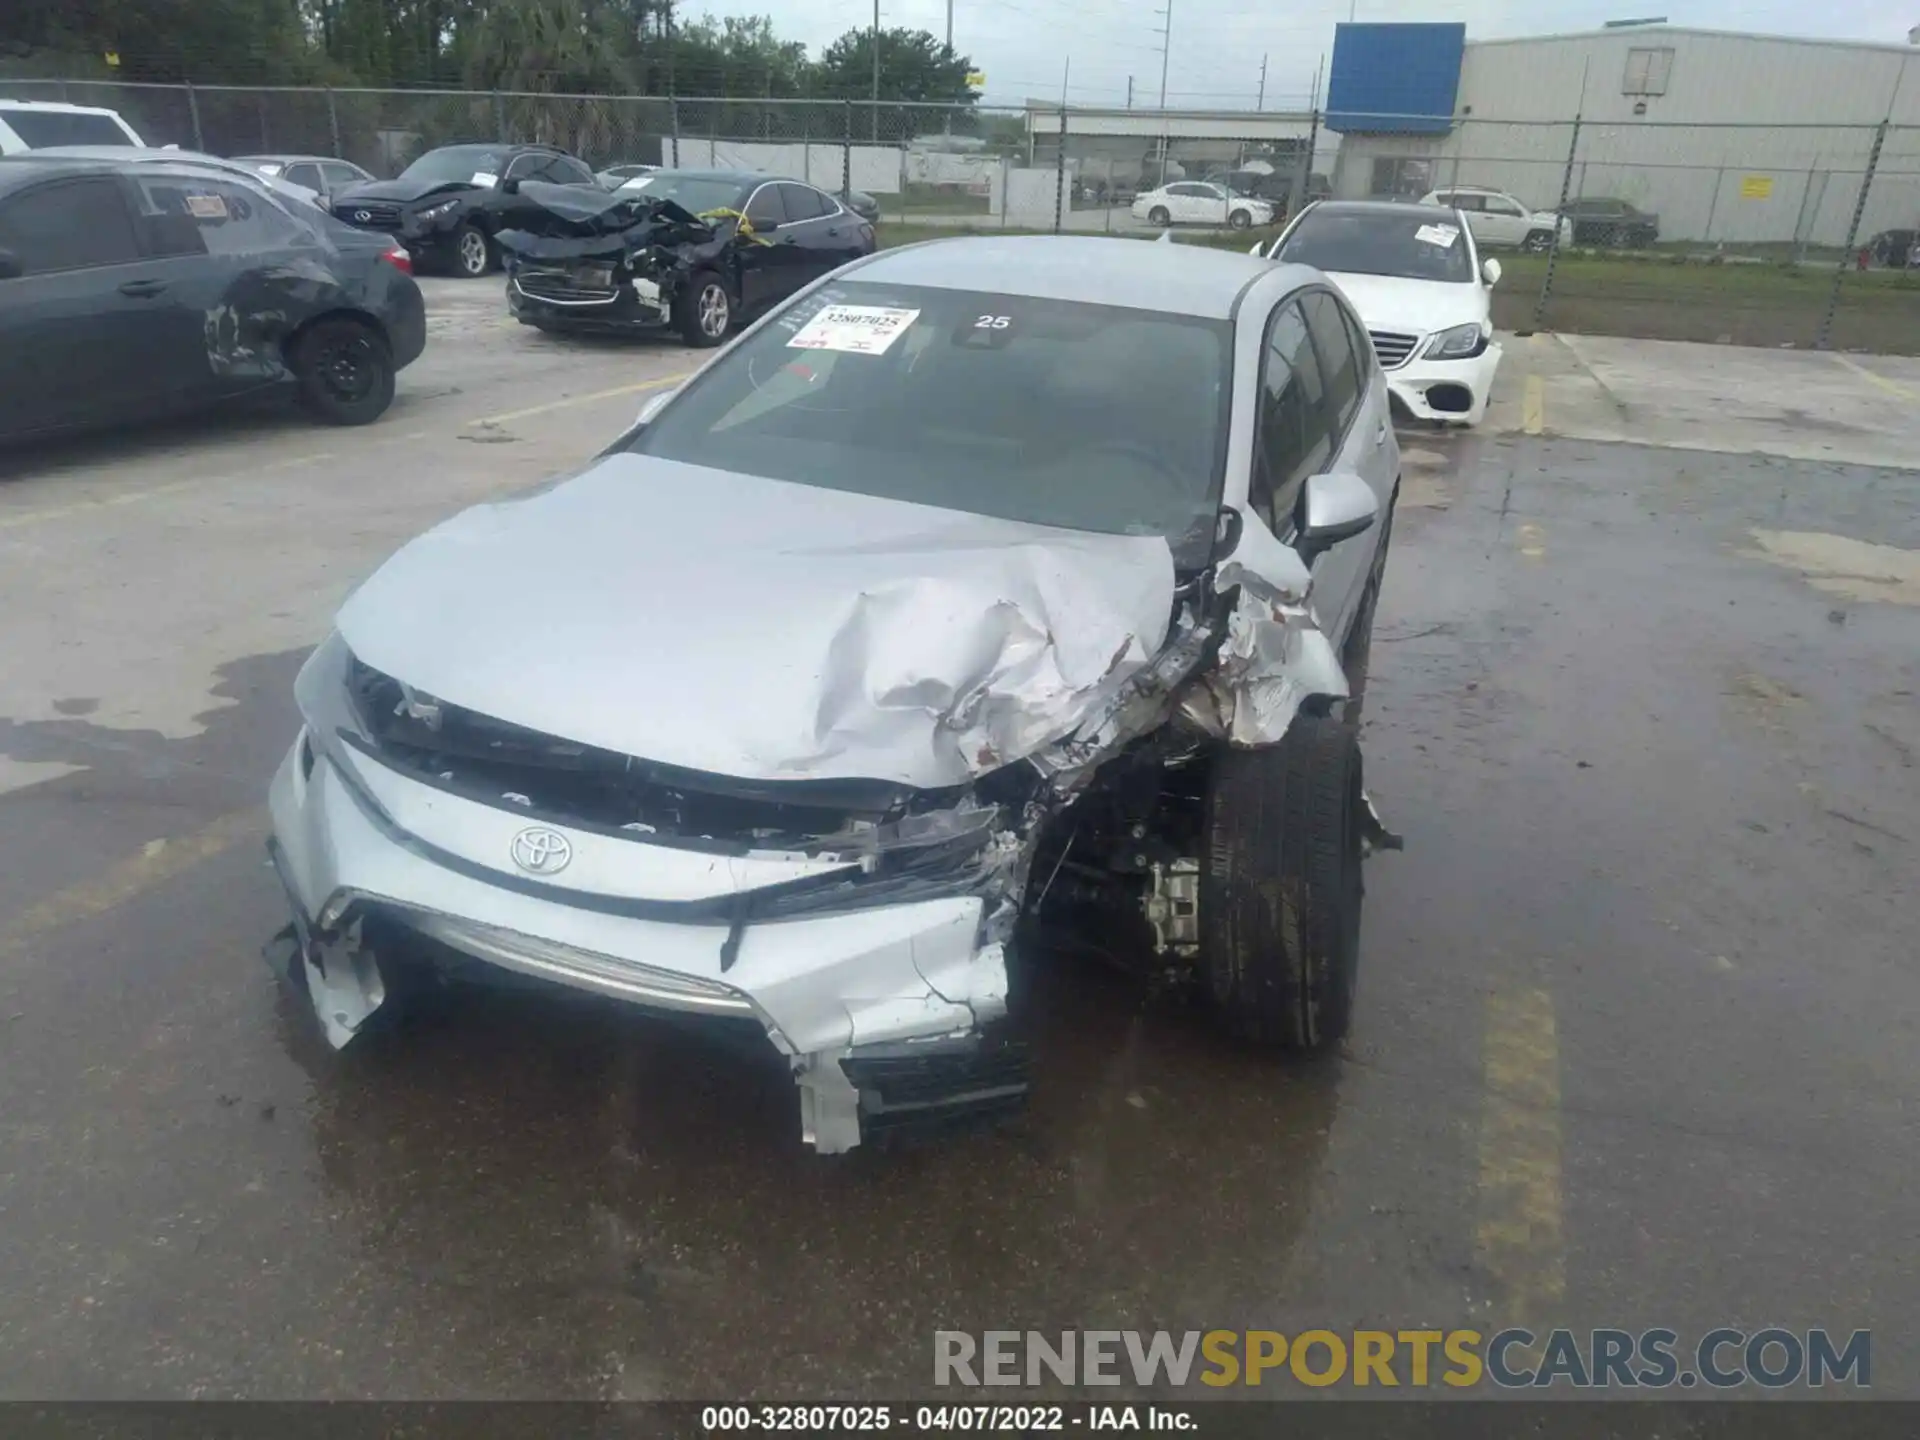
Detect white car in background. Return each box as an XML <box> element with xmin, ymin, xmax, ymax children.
<box><xmin>0</xmin><ymin>99</ymin><xmax>145</xmax><ymax>153</ymax></box>
<box><xmin>1132</xmin><ymin>181</ymin><xmax>1274</xmax><ymax>230</ymax></box>
<box><xmin>1420</xmin><ymin>184</ymin><xmax>1571</xmax><ymax>253</ymax></box>
<box><xmin>1258</xmin><ymin>199</ymin><xmax>1503</xmax><ymax>426</ymax></box>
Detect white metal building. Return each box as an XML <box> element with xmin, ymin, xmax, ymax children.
<box><xmin>1328</xmin><ymin>24</ymin><xmax>1920</xmax><ymax>246</ymax></box>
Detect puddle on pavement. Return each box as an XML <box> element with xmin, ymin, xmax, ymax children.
<box><xmin>1743</xmin><ymin>528</ymin><xmax>1920</xmax><ymax>606</ymax></box>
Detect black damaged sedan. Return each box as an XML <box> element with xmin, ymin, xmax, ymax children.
<box><xmin>503</xmin><ymin>169</ymin><xmax>875</xmax><ymax>345</ymax></box>
<box><xmin>0</xmin><ymin>154</ymin><xmax>424</xmax><ymax>440</ymax></box>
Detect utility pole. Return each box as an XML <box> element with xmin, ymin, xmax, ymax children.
<box><xmin>1155</xmin><ymin>0</ymin><xmax>1173</xmax><ymax>185</ymax></box>
<box><xmin>1256</xmin><ymin>53</ymin><xmax>1267</xmax><ymax>110</ymax></box>
<box><xmin>945</xmin><ymin>0</ymin><xmax>953</xmax><ymax>51</ymax></box>
<box><xmin>871</xmin><ymin>0</ymin><xmax>880</xmax><ymax>141</ymax></box>
<box><xmin>1126</xmin><ymin>75</ymin><xmax>1133</xmax><ymax>108</ymax></box>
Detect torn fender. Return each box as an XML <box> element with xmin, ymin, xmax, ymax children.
<box><xmin>1207</xmin><ymin>508</ymin><xmax>1350</xmax><ymax>745</ymax></box>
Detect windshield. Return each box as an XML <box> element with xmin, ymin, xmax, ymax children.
<box><xmin>1278</xmin><ymin>209</ymin><xmax>1474</xmax><ymax>283</ymax></box>
<box><xmin>629</xmin><ymin>280</ymin><xmax>1232</xmax><ymax>568</ymax></box>
<box><xmin>1</xmin><ymin>109</ymin><xmax>134</xmax><ymax>147</ymax></box>
<box><xmin>618</xmin><ymin>173</ymin><xmax>751</xmax><ymax>213</ymax></box>
<box><xmin>398</xmin><ymin>146</ymin><xmax>504</xmax><ymax>185</ymax></box>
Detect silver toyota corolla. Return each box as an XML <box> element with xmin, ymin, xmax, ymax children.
<box><xmin>266</xmin><ymin>235</ymin><xmax>1402</xmax><ymax>1152</ymax></box>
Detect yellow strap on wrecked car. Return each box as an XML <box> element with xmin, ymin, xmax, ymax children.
<box><xmin>699</xmin><ymin>207</ymin><xmax>774</xmax><ymax>246</ymax></box>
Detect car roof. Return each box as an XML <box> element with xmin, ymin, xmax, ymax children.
<box><xmin>849</xmin><ymin>235</ymin><xmax>1288</xmax><ymax>320</ymax></box>
<box><xmin>1434</xmin><ymin>184</ymin><xmax>1506</xmax><ymax>193</ymax></box>
<box><xmin>0</xmin><ymin>150</ymin><xmax>284</xmax><ymax>194</ymax></box>
<box><xmin>0</xmin><ymin>99</ymin><xmax>127</xmax><ymax>116</ymax></box>
<box><xmin>649</xmin><ymin>168</ymin><xmax>779</xmax><ymax>184</ymax></box>
<box><xmin>237</xmin><ymin>153</ymin><xmax>353</xmax><ymax>164</ymax></box>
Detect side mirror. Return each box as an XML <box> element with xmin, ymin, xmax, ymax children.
<box><xmin>1481</xmin><ymin>257</ymin><xmax>1502</xmax><ymax>286</ymax></box>
<box><xmin>1248</xmin><ymin>240</ymin><xmax>1262</xmax><ymax>255</ymax></box>
<box><xmin>1297</xmin><ymin>471</ymin><xmax>1379</xmax><ymax>562</ymax></box>
<box><xmin>0</xmin><ymin>248</ymin><xmax>20</xmax><ymax>280</ymax></box>
<box><xmin>634</xmin><ymin>390</ymin><xmax>674</xmax><ymax>428</ymax></box>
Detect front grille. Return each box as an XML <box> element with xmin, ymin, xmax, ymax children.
<box><xmin>334</xmin><ymin>201</ymin><xmax>403</xmax><ymax>230</ymax></box>
<box><xmin>1368</xmin><ymin>330</ymin><xmax>1419</xmax><ymax>369</ymax></box>
<box><xmin>513</xmin><ymin>269</ymin><xmax>621</xmax><ymax>305</ymax></box>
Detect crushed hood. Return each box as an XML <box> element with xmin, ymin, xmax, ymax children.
<box><xmin>490</xmin><ymin>181</ymin><xmax>721</xmax><ymax>263</ymax></box>
<box><xmin>336</xmin><ymin>457</ymin><xmax>1176</xmax><ymax>789</ymax></box>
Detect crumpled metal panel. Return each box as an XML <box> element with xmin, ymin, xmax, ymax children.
<box><xmin>1208</xmin><ymin>512</ymin><xmax>1350</xmax><ymax>744</ymax></box>
<box><xmin>337</xmin><ymin>456</ymin><xmax>1176</xmax><ymax>790</ymax></box>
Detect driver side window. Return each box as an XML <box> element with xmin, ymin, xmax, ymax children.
<box><xmin>1251</xmin><ymin>299</ymin><xmax>1332</xmax><ymax>533</ymax></box>
<box><xmin>745</xmin><ymin>186</ymin><xmax>786</xmax><ymax>229</ymax></box>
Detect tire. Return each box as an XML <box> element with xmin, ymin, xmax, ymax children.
<box><xmin>293</xmin><ymin>317</ymin><xmax>395</xmax><ymax>426</ymax></box>
<box><xmin>1522</xmin><ymin>229</ymin><xmax>1554</xmax><ymax>254</ymax></box>
<box><xmin>1148</xmin><ymin>206</ymin><xmax>1170</xmax><ymax>226</ymax></box>
<box><xmin>452</xmin><ymin>223</ymin><xmax>492</xmax><ymax>278</ymax></box>
<box><xmin>674</xmin><ymin>270</ymin><xmax>733</xmax><ymax>347</ymax></box>
<box><xmin>1227</xmin><ymin>208</ymin><xmax>1252</xmax><ymax>230</ymax></box>
<box><xmin>1199</xmin><ymin>712</ymin><xmax>1365</xmax><ymax>1051</ymax></box>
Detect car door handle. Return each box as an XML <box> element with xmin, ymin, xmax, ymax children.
<box><xmin>1374</xmin><ymin>420</ymin><xmax>1390</xmax><ymax>447</ymax></box>
<box><xmin>119</xmin><ymin>279</ymin><xmax>168</xmax><ymax>298</ymax></box>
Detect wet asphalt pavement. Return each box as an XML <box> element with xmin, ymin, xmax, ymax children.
<box><xmin>2</xmin><ymin>305</ymin><xmax>1918</xmax><ymax>1399</ymax></box>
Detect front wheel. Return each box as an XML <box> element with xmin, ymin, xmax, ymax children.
<box><xmin>675</xmin><ymin>270</ymin><xmax>733</xmax><ymax>347</ymax></box>
<box><xmin>1227</xmin><ymin>208</ymin><xmax>1252</xmax><ymax>230</ymax></box>
<box><xmin>1148</xmin><ymin>206</ymin><xmax>1171</xmax><ymax>226</ymax></box>
<box><xmin>1199</xmin><ymin>713</ymin><xmax>1365</xmax><ymax>1051</ymax></box>
<box><xmin>1522</xmin><ymin>229</ymin><xmax>1555</xmax><ymax>254</ymax></box>
<box><xmin>452</xmin><ymin>223</ymin><xmax>492</xmax><ymax>278</ymax></box>
<box><xmin>293</xmin><ymin>317</ymin><xmax>395</xmax><ymax>426</ymax></box>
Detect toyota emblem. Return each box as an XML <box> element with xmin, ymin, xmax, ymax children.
<box><xmin>353</xmin><ymin>208</ymin><xmax>371</xmax><ymax>222</ymax></box>
<box><xmin>510</xmin><ymin>825</ymin><xmax>573</xmax><ymax>875</ymax></box>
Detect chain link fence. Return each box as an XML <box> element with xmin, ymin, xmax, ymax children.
<box><xmin>5</xmin><ymin>79</ymin><xmax>1916</xmax><ymax>352</ymax></box>
<box><xmin>1333</xmin><ymin>116</ymin><xmax>1920</xmax><ymax>353</ymax></box>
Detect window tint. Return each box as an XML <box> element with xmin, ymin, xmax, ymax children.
<box><xmin>1489</xmin><ymin>197</ymin><xmax>1526</xmax><ymax>216</ymax></box>
<box><xmin>1450</xmin><ymin>193</ymin><xmax>1484</xmax><ymax>212</ymax></box>
<box><xmin>284</xmin><ymin>163</ymin><xmax>321</xmax><ymax>191</ymax></box>
<box><xmin>504</xmin><ymin>153</ymin><xmax>544</xmax><ymax>180</ymax></box>
<box><xmin>0</xmin><ymin>177</ymin><xmax>141</xmax><ymax>273</ymax></box>
<box><xmin>131</xmin><ymin>175</ymin><xmax>305</xmax><ymax>258</ymax></box>
<box><xmin>551</xmin><ymin>157</ymin><xmax>595</xmax><ymax>185</ymax></box>
<box><xmin>0</xmin><ymin>108</ymin><xmax>134</xmax><ymax>147</ymax></box>
<box><xmin>322</xmin><ymin>162</ymin><xmax>366</xmax><ymax>189</ymax></box>
<box><xmin>1303</xmin><ymin>291</ymin><xmax>1362</xmax><ymax>438</ymax></box>
<box><xmin>745</xmin><ymin>185</ymin><xmax>787</xmax><ymax>227</ymax></box>
<box><xmin>1251</xmin><ymin>299</ymin><xmax>1332</xmax><ymax>532</ymax></box>
<box><xmin>1340</xmin><ymin>303</ymin><xmax>1373</xmax><ymax>382</ymax></box>
<box><xmin>778</xmin><ymin>183</ymin><xmax>827</xmax><ymax>221</ymax></box>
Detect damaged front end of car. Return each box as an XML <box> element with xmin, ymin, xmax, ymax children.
<box><xmin>491</xmin><ymin>181</ymin><xmax>751</xmax><ymax>335</ymax></box>
<box><xmin>265</xmin><ymin>459</ymin><xmax>1390</xmax><ymax>1153</ymax></box>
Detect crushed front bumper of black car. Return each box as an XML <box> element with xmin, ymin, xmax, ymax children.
<box><xmin>506</xmin><ymin>263</ymin><xmax>677</xmax><ymax>335</ymax></box>
<box><xmin>492</xmin><ymin>180</ymin><xmax>738</xmax><ymax>335</ymax></box>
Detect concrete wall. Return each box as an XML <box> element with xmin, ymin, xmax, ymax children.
<box><xmin>670</xmin><ymin>138</ymin><xmax>903</xmax><ymax>194</ymax></box>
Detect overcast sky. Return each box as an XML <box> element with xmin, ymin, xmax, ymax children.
<box><xmin>678</xmin><ymin>0</ymin><xmax>1918</xmax><ymax>108</ymax></box>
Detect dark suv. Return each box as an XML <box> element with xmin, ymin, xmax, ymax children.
<box><xmin>330</xmin><ymin>143</ymin><xmax>598</xmax><ymax>277</ymax></box>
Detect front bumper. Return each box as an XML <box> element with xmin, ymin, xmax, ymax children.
<box><xmin>1383</xmin><ymin>340</ymin><xmax>1503</xmax><ymax>426</ymax></box>
<box><xmin>506</xmin><ymin>271</ymin><xmax>673</xmax><ymax>336</ymax></box>
<box><xmin>266</xmin><ymin>732</ymin><xmax>1017</xmax><ymax>1152</ymax></box>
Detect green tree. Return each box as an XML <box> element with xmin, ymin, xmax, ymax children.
<box><xmin>816</xmin><ymin>27</ymin><xmax>974</xmax><ymax>106</ymax></box>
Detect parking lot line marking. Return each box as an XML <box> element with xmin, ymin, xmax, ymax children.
<box><xmin>481</xmin><ymin>370</ymin><xmax>696</xmax><ymax>427</ymax></box>
<box><xmin>0</xmin><ymin>453</ymin><xmax>332</xmax><ymax>533</ymax></box>
<box><xmin>1827</xmin><ymin>352</ymin><xmax>1918</xmax><ymax>402</ymax></box>
<box><xmin>1522</xmin><ymin>375</ymin><xmax>1545</xmax><ymax>435</ymax></box>
<box><xmin>0</xmin><ymin>808</ymin><xmax>261</xmax><ymax>960</ymax></box>
<box><xmin>1476</xmin><ymin>987</ymin><xmax>1566</xmax><ymax>1330</ymax></box>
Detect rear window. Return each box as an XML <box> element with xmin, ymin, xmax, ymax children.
<box><xmin>629</xmin><ymin>280</ymin><xmax>1233</xmax><ymax>569</ymax></box>
<box><xmin>0</xmin><ymin>108</ymin><xmax>135</xmax><ymax>148</ymax></box>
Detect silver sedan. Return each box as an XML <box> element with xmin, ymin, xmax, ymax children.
<box><xmin>265</xmin><ymin>236</ymin><xmax>1402</xmax><ymax>1152</ymax></box>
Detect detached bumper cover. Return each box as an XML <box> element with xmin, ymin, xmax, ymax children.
<box><xmin>266</xmin><ymin>732</ymin><xmax>1016</xmax><ymax>1151</ymax></box>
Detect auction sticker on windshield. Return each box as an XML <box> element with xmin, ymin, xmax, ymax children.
<box><xmin>787</xmin><ymin>305</ymin><xmax>920</xmax><ymax>356</ymax></box>
<box><xmin>1415</xmin><ymin>223</ymin><xmax>1459</xmax><ymax>247</ymax></box>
